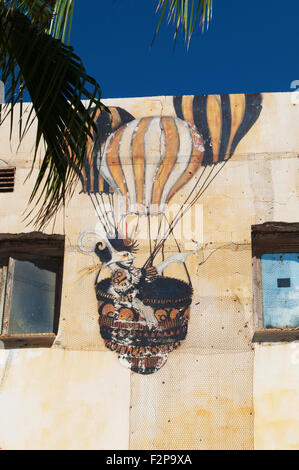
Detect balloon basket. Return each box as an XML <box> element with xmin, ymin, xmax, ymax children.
<box><xmin>96</xmin><ymin>277</ymin><xmax>193</xmax><ymax>374</ymax></box>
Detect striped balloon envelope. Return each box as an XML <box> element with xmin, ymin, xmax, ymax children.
<box><xmin>99</xmin><ymin>116</ymin><xmax>205</xmax><ymax>214</ymax></box>
<box><xmin>80</xmin><ymin>106</ymin><xmax>135</xmax><ymax>194</ymax></box>
<box><xmin>173</xmin><ymin>93</ymin><xmax>262</xmax><ymax>166</ymax></box>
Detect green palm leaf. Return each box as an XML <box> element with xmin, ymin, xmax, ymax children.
<box><xmin>0</xmin><ymin>1</ymin><xmax>214</xmax><ymax>229</ymax></box>
<box><xmin>0</xmin><ymin>1</ymin><xmax>106</xmax><ymax>227</ymax></box>
<box><xmin>155</xmin><ymin>0</ymin><xmax>213</xmax><ymax>45</ymax></box>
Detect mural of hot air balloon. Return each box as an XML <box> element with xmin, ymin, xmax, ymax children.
<box><xmin>80</xmin><ymin>105</ymin><xmax>135</xmax><ymax>195</ymax></box>
<box><xmin>78</xmin><ymin>93</ymin><xmax>263</xmax><ymax>375</ymax></box>
<box><xmin>100</xmin><ymin>115</ymin><xmax>205</xmax><ymax>252</ymax></box>
<box><xmin>173</xmin><ymin>93</ymin><xmax>263</xmax><ymax>165</ymax></box>
<box><xmin>79</xmin><ymin>106</ymin><xmax>135</xmax><ymax>237</ymax></box>
<box><xmin>100</xmin><ymin>116</ymin><xmax>204</xmax><ymax>212</ymax></box>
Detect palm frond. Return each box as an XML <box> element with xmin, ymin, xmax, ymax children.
<box><xmin>3</xmin><ymin>0</ymin><xmax>74</xmax><ymax>42</ymax></box>
<box><xmin>155</xmin><ymin>0</ymin><xmax>213</xmax><ymax>45</ymax></box>
<box><xmin>48</xmin><ymin>0</ymin><xmax>74</xmax><ymax>44</ymax></box>
<box><xmin>0</xmin><ymin>2</ymin><xmax>107</xmax><ymax>228</ymax></box>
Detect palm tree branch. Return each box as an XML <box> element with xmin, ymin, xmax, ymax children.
<box><xmin>3</xmin><ymin>1</ymin><xmax>74</xmax><ymax>42</ymax></box>
<box><xmin>155</xmin><ymin>0</ymin><xmax>213</xmax><ymax>44</ymax></box>
<box><xmin>0</xmin><ymin>6</ymin><xmax>107</xmax><ymax>227</ymax></box>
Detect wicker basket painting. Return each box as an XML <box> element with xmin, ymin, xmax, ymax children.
<box><xmin>96</xmin><ymin>277</ymin><xmax>193</xmax><ymax>374</ymax></box>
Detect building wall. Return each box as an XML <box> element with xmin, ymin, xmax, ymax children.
<box><xmin>0</xmin><ymin>92</ymin><xmax>298</xmax><ymax>449</ymax></box>
<box><xmin>254</xmin><ymin>343</ymin><xmax>299</xmax><ymax>450</ymax></box>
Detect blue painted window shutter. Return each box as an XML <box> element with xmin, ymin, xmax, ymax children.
<box><xmin>262</xmin><ymin>253</ymin><xmax>299</xmax><ymax>328</ymax></box>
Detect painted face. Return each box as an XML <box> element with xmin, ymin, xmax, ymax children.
<box><xmin>107</xmin><ymin>251</ymin><xmax>134</xmax><ymax>268</ymax></box>
<box><xmin>118</xmin><ymin>251</ymin><xmax>134</xmax><ymax>268</ymax></box>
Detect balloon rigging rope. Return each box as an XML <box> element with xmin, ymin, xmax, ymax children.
<box><xmin>152</xmin><ymin>213</ymin><xmax>164</xmax><ymax>255</ymax></box>
<box><xmin>143</xmin><ymin>160</ymin><xmax>228</xmax><ymax>269</ymax></box>
<box><xmin>108</xmin><ymin>193</ymin><xmax>118</xmax><ymax>234</ymax></box>
<box><xmin>88</xmin><ymin>194</ymin><xmax>110</xmax><ymax>234</ymax></box>
<box><xmin>159</xmin><ymin>161</ymin><xmax>228</xmax><ymax>257</ymax></box>
<box><xmin>143</xmin><ymin>165</ymin><xmax>211</xmax><ymax>268</ymax></box>
<box><xmin>152</xmin><ymin>165</ymin><xmax>208</xmax><ymax>257</ymax></box>
<box><xmin>94</xmin><ymin>193</ymin><xmax>113</xmax><ymax>234</ymax></box>
<box><xmin>164</xmin><ymin>213</ymin><xmax>192</xmax><ymax>285</ymax></box>
<box><xmin>88</xmin><ymin>159</ymin><xmax>228</xmax><ymax>276</ymax></box>
<box><xmin>166</xmin><ymin>160</ymin><xmax>228</xmax><ymax>250</ymax></box>
<box><xmin>98</xmin><ymin>192</ymin><xmax>115</xmax><ymax>235</ymax></box>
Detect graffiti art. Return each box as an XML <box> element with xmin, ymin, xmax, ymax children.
<box><xmin>78</xmin><ymin>93</ymin><xmax>262</xmax><ymax>374</ymax></box>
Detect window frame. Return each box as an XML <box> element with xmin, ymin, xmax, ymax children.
<box><xmin>252</xmin><ymin>222</ymin><xmax>299</xmax><ymax>342</ymax></box>
<box><xmin>0</xmin><ymin>233</ymin><xmax>64</xmax><ymax>348</ymax></box>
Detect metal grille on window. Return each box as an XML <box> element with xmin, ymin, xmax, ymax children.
<box><xmin>0</xmin><ymin>167</ymin><xmax>15</xmax><ymax>193</ymax></box>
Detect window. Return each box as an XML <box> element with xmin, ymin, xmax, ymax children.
<box><xmin>252</xmin><ymin>222</ymin><xmax>299</xmax><ymax>342</ymax></box>
<box><xmin>0</xmin><ymin>233</ymin><xmax>64</xmax><ymax>347</ymax></box>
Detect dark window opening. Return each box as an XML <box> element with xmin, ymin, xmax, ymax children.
<box><xmin>277</xmin><ymin>278</ymin><xmax>291</xmax><ymax>288</ymax></box>
<box><xmin>0</xmin><ymin>233</ymin><xmax>64</xmax><ymax>347</ymax></box>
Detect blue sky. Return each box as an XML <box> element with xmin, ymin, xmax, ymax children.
<box><xmin>71</xmin><ymin>0</ymin><xmax>299</xmax><ymax>99</ymax></box>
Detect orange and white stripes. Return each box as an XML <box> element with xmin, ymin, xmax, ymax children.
<box><xmin>100</xmin><ymin>116</ymin><xmax>204</xmax><ymax>213</ymax></box>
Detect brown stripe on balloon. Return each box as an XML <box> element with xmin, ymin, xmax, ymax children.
<box><xmin>181</xmin><ymin>95</ymin><xmax>195</xmax><ymax>125</ymax></box>
<box><xmin>79</xmin><ymin>129</ymin><xmax>89</xmax><ymax>192</ymax></box>
<box><xmin>106</xmin><ymin>126</ymin><xmax>128</xmax><ymax>205</ymax></box>
<box><xmin>152</xmin><ymin>117</ymin><xmax>179</xmax><ymax>206</ymax></box>
<box><xmin>98</xmin><ymin>175</ymin><xmax>104</xmax><ymax>193</ymax></box>
<box><xmin>206</xmin><ymin>95</ymin><xmax>222</xmax><ymax>163</ymax></box>
<box><xmin>131</xmin><ymin>117</ymin><xmax>151</xmax><ymax>207</ymax></box>
<box><xmin>98</xmin><ymin>175</ymin><xmax>102</xmax><ymax>193</ymax></box>
<box><xmin>167</xmin><ymin>126</ymin><xmax>204</xmax><ymax>203</ymax></box>
<box><xmin>80</xmin><ymin>107</ymin><xmax>100</xmax><ymax>193</ymax></box>
<box><xmin>88</xmin><ymin>107</ymin><xmax>102</xmax><ymax>156</ymax></box>
<box><xmin>84</xmin><ymin>119</ymin><xmax>97</xmax><ymax>192</ymax></box>
<box><xmin>90</xmin><ymin>142</ymin><xmax>95</xmax><ymax>193</ymax></box>
<box><xmin>80</xmin><ymin>158</ymin><xmax>89</xmax><ymax>193</ymax></box>
<box><xmin>226</xmin><ymin>94</ymin><xmax>246</xmax><ymax>159</ymax></box>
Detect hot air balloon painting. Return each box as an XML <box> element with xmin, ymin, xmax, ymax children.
<box><xmin>173</xmin><ymin>93</ymin><xmax>263</xmax><ymax>165</ymax></box>
<box><xmin>78</xmin><ymin>94</ymin><xmax>263</xmax><ymax>375</ymax></box>
<box><xmin>101</xmin><ymin>116</ymin><xmax>204</xmax><ymax>214</ymax></box>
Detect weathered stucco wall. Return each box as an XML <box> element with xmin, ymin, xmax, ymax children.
<box><xmin>254</xmin><ymin>343</ymin><xmax>299</xmax><ymax>450</ymax></box>
<box><xmin>0</xmin><ymin>92</ymin><xmax>298</xmax><ymax>449</ymax></box>
<box><xmin>0</xmin><ymin>350</ymin><xmax>130</xmax><ymax>450</ymax></box>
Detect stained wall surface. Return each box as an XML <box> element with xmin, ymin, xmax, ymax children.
<box><xmin>254</xmin><ymin>343</ymin><xmax>299</xmax><ymax>450</ymax></box>
<box><xmin>0</xmin><ymin>92</ymin><xmax>298</xmax><ymax>450</ymax></box>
